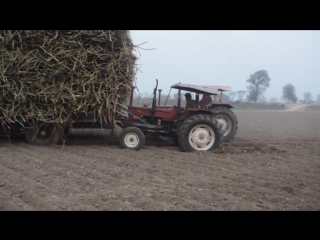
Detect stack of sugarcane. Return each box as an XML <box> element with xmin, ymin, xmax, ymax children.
<box><xmin>0</xmin><ymin>30</ymin><xmax>137</xmax><ymax>131</ymax></box>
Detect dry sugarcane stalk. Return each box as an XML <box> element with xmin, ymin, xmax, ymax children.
<box><xmin>0</xmin><ymin>30</ymin><xmax>138</xmax><ymax>132</ymax></box>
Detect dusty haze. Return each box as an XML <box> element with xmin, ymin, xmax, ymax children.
<box><xmin>130</xmin><ymin>30</ymin><xmax>320</xmax><ymax>101</ymax></box>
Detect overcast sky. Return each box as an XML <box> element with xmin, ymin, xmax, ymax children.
<box><xmin>130</xmin><ymin>30</ymin><xmax>320</xmax><ymax>101</ymax></box>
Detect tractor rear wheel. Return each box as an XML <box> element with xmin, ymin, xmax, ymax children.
<box><xmin>177</xmin><ymin>114</ymin><xmax>221</xmax><ymax>152</ymax></box>
<box><xmin>211</xmin><ymin>107</ymin><xmax>238</xmax><ymax>142</ymax></box>
<box><xmin>119</xmin><ymin>127</ymin><xmax>145</xmax><ymax>151</ymax></box>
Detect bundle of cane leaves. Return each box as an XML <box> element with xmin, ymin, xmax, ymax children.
<box><xmin>0</xmin><ymin>30</ymin><xmax>138</xmax><ymax>131</ymax></box>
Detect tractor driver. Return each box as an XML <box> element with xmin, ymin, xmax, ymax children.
<box><xmin>184</xmin><ymin>92</ymin><xmax>198</xmax><ymax>114</ymax></box>
<box><xmin>175</xmin><ymin>92</ymin><xmax>198</xmax><ymax>130</ymax></box>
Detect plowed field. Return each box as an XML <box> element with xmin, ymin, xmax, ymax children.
<box><xmin>1</xmin><ymin>110</ymin><xmax>319</xmax><ymax>210</ymax></box>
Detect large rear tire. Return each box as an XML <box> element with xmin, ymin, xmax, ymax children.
<box><xmin>25</xmin><ymin>123</ymin><xmax>61</xmax><ymax>146</ymax></box>
<box><xmin>178</xmin><ymin>114</ymin><xmax>221</xmax><ymax>152</ymax></box>
<box><xmin>119</xmin><ymin>127</ymin><xmax>145</xmax><ymax>151</ymax></box>
<box><xmin>210</xmin><ymin>107</ymin><xmax>238</xmax><ymax>142</ymax></box>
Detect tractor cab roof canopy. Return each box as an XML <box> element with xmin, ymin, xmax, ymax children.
<box><xmin>170</xmin><ymin>83</ymin><xmax>226</xmax><ymax>95</ymax></box>
<box><xmin>201</xmin><ymin>85</ymin><xmax>232</xmax><ymax>92</ymax></box>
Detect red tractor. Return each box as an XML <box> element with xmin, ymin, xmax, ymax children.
<box><xmin>156</xmin><ymin>83</ymin><xmax>238</xmax><ymax>143</ymax></box>
<box><xmin>118</xmin><ymin>80</ymin><xmax>227</xmax><ymax>152</ymax></box>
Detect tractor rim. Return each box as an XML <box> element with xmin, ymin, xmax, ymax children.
<box><xmin>215</xmin><ymin>115</ymin><xmax>232</xmax><ymax>136</ymax></box>
<box><xmin>124</xmin><ymin>133</ymin><xmax>139</xmax><ymax>148</ymax></box>
<box><xmin>35</xmin><ymin>125</ymin><xmax>53</xmax><ymax>141</ymax></box>
<box><xmin>188</xmin><ymin>124</ymin><xmax>215</xmax><ymax>151</ymax></box>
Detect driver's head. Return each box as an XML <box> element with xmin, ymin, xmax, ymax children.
<box><xmin>185</xmin><ymin>93</ymin><xmax>192</xmax><ymax>100</ymax></box>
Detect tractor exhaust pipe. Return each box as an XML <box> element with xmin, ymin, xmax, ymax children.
<box><xmin>130</xmin><ymin>86</ymin><xmax>135</xmax><ymax>106</ymax></box>
<box><xmin>158</xmin><ymin>89</ymin><xmax>162</xmax><ymax>106</ymax></box>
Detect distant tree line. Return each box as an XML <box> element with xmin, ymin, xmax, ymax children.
<box><xmin>133</xmin><ymin>69</ymin><xmax>320</xmax><ymax>105</ymax></box>
<box><xmin>231</xmin><ymin>69</ymin><xmax>318</xmax><ymax>104</ymax></box>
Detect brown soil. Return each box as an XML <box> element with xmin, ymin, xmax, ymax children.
<box><xmin>0</xmin><ymin>111</ymin><xmax>319</xmax><ymax>211</ymax></box>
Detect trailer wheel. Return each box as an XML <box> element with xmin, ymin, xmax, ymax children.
<box><xmin>119</xmin><ymin>127</ymin><xmax>145</xmax><ymax>151</ymax></box>
<box><xmin>64</xmin><ymin>128</ymin><xmax>70</xmax><ymax>136</ymax></box>
<box><xmin>25</xmin><ymin>124</ymin><xmax>61</xmax><ymax>146</ymax></box>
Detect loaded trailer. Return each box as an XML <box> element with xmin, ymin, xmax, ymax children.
<box><xmin>1</xmin><ymin>79</ymin><xmax>239</xmax><ymax>152</ymax></box>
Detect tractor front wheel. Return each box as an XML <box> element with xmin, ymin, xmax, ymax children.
<box><xmin>178</xmin><ymin>114</ymin><xmax>221</xmax><ymax>152</ymax></box>
<box><xmin>119</xmin><ymin>127</ymin><xmax>145</xmax><ymax>151</ymax></box>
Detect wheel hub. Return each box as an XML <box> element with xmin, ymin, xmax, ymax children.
<box><xmin>215</xmin><ymin>115</ymin><xmax>231</xmax><ymax>136</ymax></box>
<box><xmin>217</xmin><ymin>118</ymin><xmax>227</xmax><ymax>129</ymax></box>
<box><xmin>198</xmin><ymin>133</ymin><xmax>205</xmax><ymax>141</ymax></box>
<box><xmin>124</xmin><ymin>133</ymin><xmax>139</xmax><ymax>148</ymax></box>
<box><xmin>189</xmin><ymin>125</ymin><xmax>214</xmax><ymax>150</ymax></box>
<box><xmin>35</xmin><ymin>126</ymin><xmax>53</xmax><ymax>141</ymax></box>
